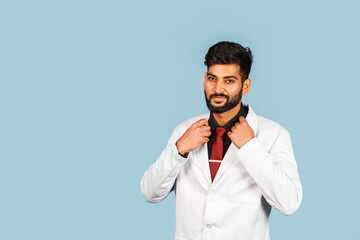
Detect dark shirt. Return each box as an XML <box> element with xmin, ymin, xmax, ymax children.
<box><xmin>207</xmin><ymin>102</ymin><xmax>249</xmax><ymax>159</ymax></box>
<box><xmin>178</xmin><ymin>103</ymin><xmax>249</xmax><ymax>158</ymax></box>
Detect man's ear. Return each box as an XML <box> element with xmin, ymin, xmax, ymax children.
<box><xmin>242</xmin><ymin>78</ymin><xmax>251</xmax><ymax>95</ymax></box>
<box><xmin>203</xmin><ymin>72</ymin><xmax>207</xmax><ymax>88</ymax></box>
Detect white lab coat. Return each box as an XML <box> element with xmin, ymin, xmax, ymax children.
<box><xmin>141</xmin><ymin>104</ymin><xmax>303</xmax><ymax>240</ymax></box>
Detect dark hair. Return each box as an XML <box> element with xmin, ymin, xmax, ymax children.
<box><xmin>204</xmin><ymin>41</ymin><xmax>253</xmax><ymax>81</ymax></box>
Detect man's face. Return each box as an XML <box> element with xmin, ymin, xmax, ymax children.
<box><xmin>204</xmin><ymin>64</ymin><xmax>244</xmax><ymax>114</ymax></box>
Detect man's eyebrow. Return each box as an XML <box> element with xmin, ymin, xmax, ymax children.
<box><xmin>224</xmin><ymin>75</ymin><xmax>238</xmax><ymax>79</ymax></box>
<box><xmin>207</xmin><ymin>73</ymin><xmax>239</xmax><ymax>80</ymax></box>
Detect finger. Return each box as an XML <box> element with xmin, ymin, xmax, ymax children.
<box><xmin>202</xmin><ymin>137</ymin><xmax>210</xmax><ymax>143</ymax></box>
<box><xmin>196</xmin><ymin>118</ymin><xmax>209</xmax><ymax>127</ymax></box>
<box><xmin>200</xmin><ymin>125</ymin><xmax>211</xmax><ymax>131</ymax></box>
<box><xmin>191</xmin><ymin>119</ymin><xmax>206</xmax><ymax>128</ymax></box>
<box><xmin>239</xmin><ymin>116</ymin><xmax>247</xmax><ymax>122</ymax></box>
<box><xmin>240</xmin><ymin>117</ymin><xmax>250</xmax><ymax>126</ymax></box>
<box><xmin>203</xmin><ymin>130</ymin><xmax>212</xmax><ymax>137</ymax></box>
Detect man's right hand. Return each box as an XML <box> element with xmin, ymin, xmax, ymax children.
<box><xmin>176</xmin><ymin>118</ymin><xmax>211</xmax><ymax>156</ymax></box>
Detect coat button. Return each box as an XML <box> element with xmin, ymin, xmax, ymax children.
<box><xmin>206</xmin><ymin>224</ymin><xmax>211</xmax><ymax>228</ymax></box>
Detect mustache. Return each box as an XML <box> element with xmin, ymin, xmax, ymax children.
<box><xmin>209</xmin><ymin>93</ymin><xmax>229</xmax><ymax>100</ymax></box>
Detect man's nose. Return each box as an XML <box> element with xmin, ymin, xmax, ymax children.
<box><xmin>214</xmin><ymin>81</ymin><xmax>224</xmax><ymax>93</ymax></box>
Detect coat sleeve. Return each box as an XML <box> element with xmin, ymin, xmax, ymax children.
<box><xmin>141</xmin><ymin>125</ymin><xmax>189</xmax><ymax>203</ymax></box>
<box><xmin>236</xmin><ymin>129</ymin><xmax>303</xmax><ymax>216</ymax></box>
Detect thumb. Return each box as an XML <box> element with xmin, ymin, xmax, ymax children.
<box><xmin>239</xmin><ymin>116</ymin><xmax>247</xmax><ymax>122</ymax></box>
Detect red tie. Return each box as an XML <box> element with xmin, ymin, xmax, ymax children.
<box><xmin>209</xmin><ymin>127</ymin><xmax>226</xmax><ymax>182</ymax></box>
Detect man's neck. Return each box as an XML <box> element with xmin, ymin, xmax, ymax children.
<box><xmin>212</xmin><ymin>102</ymin><xmax>242</xmax><ymax>126</ymax></box>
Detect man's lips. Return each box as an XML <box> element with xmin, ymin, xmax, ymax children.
<box><xmin>212</xmin><ymin>96</ymin><xmax>226</xmax><ymax>102</ymax></box>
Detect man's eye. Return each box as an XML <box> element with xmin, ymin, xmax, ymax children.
<box><xmin>208</xmin><ymin>77</ymin><xmax>216</xmax><ymax>81</ymax></box>
<box><xmin>226</xmin><ymin>80</ymin><xmax>234</xmax><ymax>83</ymax></box>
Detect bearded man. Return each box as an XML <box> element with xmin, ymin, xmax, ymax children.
<box><xmin>141</xmin><ymin>41</ymin><xmax>303</xmax><ymax>240</ymax></box>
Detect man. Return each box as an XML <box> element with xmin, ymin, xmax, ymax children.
<box><xmin>141</xmin><ymin>41</ymin><xmax>302</xmax><ymax>240</ymax></box>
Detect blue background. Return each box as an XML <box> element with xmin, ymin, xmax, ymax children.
<box><xmin>1</xmin><ymin>0</ymin><xmax>360</xmax><ymax>239</ymax></box>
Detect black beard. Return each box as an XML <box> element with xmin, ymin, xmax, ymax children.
<box><xmin>204</xmin><ymin>88</ymin><xmax>243</xmax><ymax>114</ymax></box>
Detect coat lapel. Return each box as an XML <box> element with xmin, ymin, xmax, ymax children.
<box><xmin>212</xmin><ymin>142</ymin><xmax>238</xmax><ymax>184</ymax></box>
<box><xmin>212</xmin><ymin>104</ymin><xmax>258</xmax><ymax>185</ymax></box>
<box><xmin>194</xmin><ymin>142</ymin><xmax>212</xmax><ymax>186</ymax></box>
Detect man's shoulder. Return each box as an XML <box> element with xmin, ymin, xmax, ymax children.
<box><xmin>256</xmin><ymin>114</ymin><xmax>290</xmax><ymax>136</ymax></box>
<box><xmin>247</xmin><ymin>104</ymin><xmax>289</xmax><ymax>135</ymax></box>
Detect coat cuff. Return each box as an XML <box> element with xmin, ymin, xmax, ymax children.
<box><xmin>171</xmin><ymin>141</ymin><xmax>189</xmax><ymax>164</ymax></box>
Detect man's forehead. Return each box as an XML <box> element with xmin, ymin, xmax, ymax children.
<box><xmin>207</xmin><ymin>64</ymin><xmax>241</xmax><ymax>77</ymax></box>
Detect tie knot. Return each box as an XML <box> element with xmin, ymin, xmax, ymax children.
<box><xmin>215</xmin><ymin>127</ymin><xmax>226</xmax><ymax>138</ymax></box>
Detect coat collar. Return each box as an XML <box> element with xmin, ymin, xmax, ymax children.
<box><xmin>244</xmin><ymin>103</ymin><xmax>258</xmax><ymax>136</ymax></box>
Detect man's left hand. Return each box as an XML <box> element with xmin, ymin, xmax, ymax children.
<box><xmin>228</xmin><ymin>116</ymin><xmax>255</xmax><ymax>149</ymax></box>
